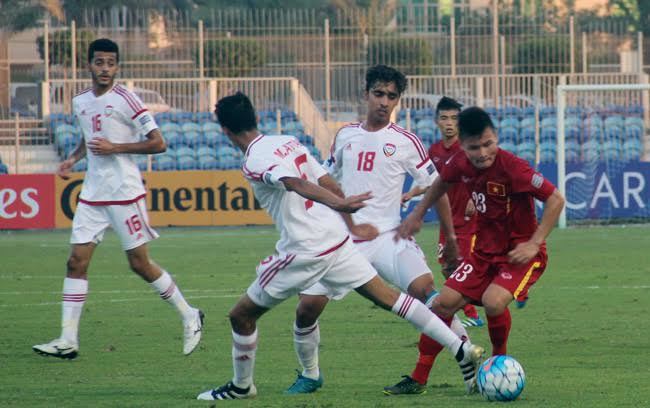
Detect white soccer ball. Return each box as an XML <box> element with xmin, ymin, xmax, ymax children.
<box><xmin>476</xmin><ymin>355</ymin><xmax>526</xmax><ymax>401</ymax></box>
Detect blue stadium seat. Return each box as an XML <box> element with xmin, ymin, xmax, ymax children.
<box><xmin>299</xmin><ymin>134</ymin><xmax>315</xmax><ymax>146</ymax></box>
<box><xmin>201</xmin><ymin>121</ymin><xmax>221</xmax><ymax>133</ymax></box>
<box><xmin>624</xmin><ymin>126</ymin><xmax>642</xmax><ymax>141</ymax></box>
<box><xmin>200</xmin><ymin>131</ymin><xmax>229</xmax><ymax>147</ymax></box>
<box><xmin>540</xmin><ymin>106</ymin><xmax>556</xmax><ymax>118</ymax></box>
<box><xmin>259</xmin><ymin>120</ymin><xmax>278</xmax><ymax>134</ymax></box>
<box><xmin>623</xmin><ymin>139</ymin><xmax>643</xmax><ymax>154</ymax></box>
<box><xmin>184</xmin><ymin>131</ymin><xmax>202</xmax><ymax>148</ymax></box>
<box><xmin>309</xmin><ymin>146</ymin><xmax>322</xmax><ymax>161</ymax></box>
<box><xmin>72</xmin><ymin>159</ymin><xmax>87</xmax><ymax>172</ymax></box>
<box><xmin>171</xmin><ymin>112</ymin><xmax>194</xmax><ymax>123</ymax></box>
<box><xmin>516</xmin><ymin>141</ymin><xmax>536</xmax><ymax>156</ymax></box>
<box><xmin>181</xmin><ymin>122</ymin><xmax>202</xmax><ymax>133</ymax></box>
<box><xmin>565</xmin><ymin>126</ymin><xmax>580</xmax><ymax>142</ymax></box>
<box><xmin>500</xmin><ymin>117</ymin><xmax>520</xmax><ymax>129</ymax></box>
<box><xmin>283</xmin><ymin>120</ymin><xmax>304</xmax><ymax>133</ymax></box>
<box><xmin>540</xmin><ymin>127</ymin><xmax>557</xmax><ymax>142</ymax></box>
<box><xmin>155</xmin><ymin>112</ymin><xmax>173</xmax><ymax>124</ymax></box>
<box><xmin>522</xmin><ymin>106</ymin><xmax>536</xmax><ymax>116</ymax></box>
<box><xmin>624</xmin><ymin>117</ymin><xmax>644</xmax><ymax>128</ymax></box>
<box><xmin>540</xmin><ymin>149</ymin><xmax>555</xmax><ymax>163</ymax></box>
<box><xmin>540</xmin><ymin>141</ymin><xmax>556</xmax><ymax>154</ymax></box>
<box><xmin>604</xmin><ymin>126</ymin><xmax>623</xmax><ymax>140</ymax></box>
<box><xmin>418</xmin><ymin>127</ymin><xmax>435</xmax><ymax>143</ymax></box>
<box><xmin>216</xmin><ymin>145</ymin><xmax>239</xmax><ymax>159</ymax></box>
<box><xmin>517</xmin><ymin>149</ymin><xmax>535</xmax><ymax>162</ymax></box>
<box><xmin>604</xmin><ymin>116</ymin><xmax>624</xmax><ymax>129</ymax></box>
<box><xmin>499</xmin><ymin>127</ymin><xmax>518</xmax><ymax>143</ymax></box>
<box><xmin>160</xmin><ymin>122</ymin><xmax>182</xmax><ymax>134</ymax></box>
<box><xmin>165</xmin><ymin>132</ymin><xmax>186</xmax><ymax>150</ymax></box>
<box><xmin>54</xmin><ymin>123</ymin><xmax>78</xmax><ymax>137</ymax></box>
<box><xmin>194</xmin><ymin>112</ymin><xmax>214</xmax><ymax>122</ymax></box>
<box><xmin>198</xmin><ymin>155</ymin><xmax>219</xmax><ymax>169</ymax></box>
<box><xmin>0</xmin><ymin>162</ymin><xmax>8</xmax><ymax>174</ymax></box>
<box><xmin>583</xmin><ymin>126</ymin><xmax>602</xmax><ymax>140</ymax></box>
<box><xmin>135</xmin><ymin>155</ymin><xmax>149</xmax><ymax>172</ymax></box>
<box><xmin>519</xmin><ymin>127</ymin><xmax>535</xmax><ymax>142</ymax></box>
<box><xmin>625</xmin><ymin>104</ymin><xmax>644</xmax><ymax>116</ymax></box>
<box><xmin>415</xmin><ymin>118</ymin><xmax>435</xmax><ymax>131</ymax></box>
<box><xmin>565</xmin><ymin>149</ymin><xmax>580</xmax><ymax>162</ymax></box>
<box><xmin>175</xmin><ymin>146</ymin><xmax>196</xmax><ymax>160</ymax></box>
<box><xmin>153</xmin><ymin>155</ymin><xmax>176</xmax><ymax>171</ymax></box>
<box><xmin>281</xmin><ymin>109</ymin><xmax>298</xmax><ymax>121</ymax></box>
<box><xmin>520</xmin><ymin>116</ymin><xmax>535</xmax><ymax>129</ymax></box>
<box><xmin>197</xmin><ymin>146</ymin><xmax>216</xmax><ymax>159</ymax></box>
<box><xmin>584</xmin><ymin>115</ymin><xmax>603</xmax><ymax>129</ymax></box>
<box><xmin>623</xmin><ymin>149</ymin><xmax>641</xmax><ymax>161</ymax></box>
<box><xmin>177</xmin><ymin>155</ymin><xmax>197</xmax><ymax>170</ymax></box>
<box><xmin>565</xmin><ymin>116</ymin><xmax>581</xmax><ymax>128</ymax></box>
<box><xmin>218</xmin><ymin>156</ymin><xmax>242</xmax><ymax>170</ymax></box>
<box><xmin>565</xmin><ymin>106</ymin><xmax>583</xmax><ymax>116</ymax></box>
<box><xmin>540</xmin><ymin>117</ymin><xmax>557</xmax><ymax>129</ymax></box>
<box><xmin>499</xmin><ymin>141</ymin><xmax>516</xmax><ymax>153</ymax></box>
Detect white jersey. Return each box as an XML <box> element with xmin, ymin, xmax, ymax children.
<box><xmin>242</xmin><ymin>134</ymin><xmax>348</xmax><ymax>255</ymax></box>
<box><xmin>73</xmin><ymin>84</ymin><xmax>158</xmax><ymax>203</ymax></box>
<box><xmin>324</xmin><ymin>122</ymin><xmax>438</xmax><ymax>234</ymax></box>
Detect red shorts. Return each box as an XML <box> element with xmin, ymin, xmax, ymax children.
<box><xmin>444</xmin><ymin>250</ymin><xmax>547</xmax><ymax>305</ymax></box>
<box><xmin>438</xmin><ymin>232</ymin><xmax>475</xmax><ymax>265</ymax></box>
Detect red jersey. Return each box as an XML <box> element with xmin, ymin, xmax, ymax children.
<box><xmin>439</xmin><ymin>148</ymin><xmax>556</xmax><ymax>262</ymax></box>
<box><xmin>428</xmin><ymin>140</ymin><xmax>476</xmax><ymax>235</ymax></box>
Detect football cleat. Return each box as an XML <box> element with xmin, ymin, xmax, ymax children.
<box><xmin>457</xmin><ymin>342</ymin><xmax>485</xmax><ymax>394</ymax></box>
<box><xmin>183</xmin><ymin>308</ymin><xmax>204</xmax><ymax>355</ymax></box>
<box><xmin>515</xmin><ymin>298</ymin><xmax>528</xmax><ymax>309</ymax></box>
<box><xmin>285</xmin><ymin>371</ymin><xmax>323</xmax><ymax>394</ymax></box>
<box><xmin>33</xmin><ymin>338</ymin><xmax>79</xmax><ymax>360</ymax></box>
<box><xmin>196</xmin><ymin>381</ymin><xmax>257</xmax><ymax>401</ymax></box>
<box><xmin>383</xmin><ymin>375</ymin><xmax>426</xmax><ymax>396</ymax></box>
<box><xmin>461</xmin><ymin>316</ymin><xmax>485</xmax><ymax>328</ymax></box>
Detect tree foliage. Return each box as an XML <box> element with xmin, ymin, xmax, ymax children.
<box><xmin>199</xmin><ymin>38</ymin><xmax>266</xmax><ymax>77</ymax></box>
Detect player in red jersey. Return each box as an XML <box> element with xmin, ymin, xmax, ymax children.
<box><xmin>386</xmin><ymin>97</ymin><xmax>485</xmax><ymax>395</ymax></box>
<box><xmin>402</xmin><ymin>96</ymin><xmax>482</xmax><ymax>328</ymax></box>
<box><xmin>395</xmin><ymin>106</ymin><xmax>565</xmax><ymax>391</ymax></box>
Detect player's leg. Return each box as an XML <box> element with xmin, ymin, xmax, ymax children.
<box><xmin>197</xmin><ymin>280</ymin><xmax>279</xmax><ymax>401</ymax></box>
<box><xmin>355</xmin><ymin>276</ymin><xmax>484</xmax><ymax>394</ymax></box>
<box><xmin>33</xmin><ymin>203</ymin><xmax>107</xmax><ymax>359</ymax></box>
<box><xmin>284</xmin><ymin>293</ymin><xmax>328</xmax><ymax>394</ymax></box>
<box><xmin>481</xmin><ymin>284</ymin><xmax>513</xmax><ymax>356</ymax></box>
<box><xmin>113</xmin><ymin>200</ymin><xmax>204</xmax><ymax>355</ymax></box>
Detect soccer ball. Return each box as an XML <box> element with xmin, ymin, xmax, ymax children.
<box><xmin>477</xmin><ymin>355</ymin><xmax>526</xmax><ymax>401</ymax></box>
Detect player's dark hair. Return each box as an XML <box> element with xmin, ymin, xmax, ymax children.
<box><xmin>436</xmin><ymin>96</ymin><xmax>463</xmax><ymax>116</ymax></box>
<box><xmin>214</xmin><ymin>92</ymin><xmax>258</xmax><ymax>134</ymax></box>
<box><xmin>365</xmin><ymin>65</ymin><xmax>407</xmax><ymax>95</ymax></box>
<box><xmin>88</xmin><ymin>38</ymin><xmax>119</xmax><ymax>63</ymax></box>
<box><xmin>458</xmin><ymin>106</ymin><xmax>495</xmax><ymax>141</ymax></box>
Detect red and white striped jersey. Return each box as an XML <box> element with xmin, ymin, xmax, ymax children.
<box><xmin>242</xmin><ymin>134</ymin><xmax>348</xmax><ymax>255</ymax></box>
<box><xmin>324</xmin><ymin>122</ymin><xmax>438</xmax><ymax>234</ymax></box>
<box><xmin>73</xmin><ymin>84</ymin><xmax>158</xmax><ymax>203</ymax></box>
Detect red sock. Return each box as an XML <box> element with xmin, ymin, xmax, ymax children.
<box><xmin>463</xmin><ymin>304</ymin><xmax>479</xmax><ymax>319</ymax></box>
<box><xmin>487</xmin><ymin>308</ymin><xmax>511</xmax><ymax>356</ymax></box>
<box><xmin>410</xmin><ymin>315</ymin><xmax>452</xmax><ymax>384</ymax></box>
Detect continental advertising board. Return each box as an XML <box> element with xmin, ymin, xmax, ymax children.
<box><xmin>1</xmin><ymin>171</ymin><xmax>272</xmax><ymax>230</ymax></box>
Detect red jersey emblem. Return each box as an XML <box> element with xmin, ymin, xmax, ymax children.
<box><xmin>487</xmin><ymin>181</ymin><xmax>506</xmax><ymax>197</ymax></box>
<box><xmin>383</xmin><ymin>143</ymin><xmax>396</xmax><ymax>157</ymax></box>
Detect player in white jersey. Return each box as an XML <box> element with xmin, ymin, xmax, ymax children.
<box><xmin>291</xmin><ymin>65</ymin><xmax>477</xmax><ymax>396</ymax></box>
<box><xmin>196</xmin><ymin>92</ymin><xmax>483</xmax><ymax>402</ymax></box>
<box><xmin>33</xmin><ymin>39</ymin><xmax>203</xmax><ymax>360</ymax></box>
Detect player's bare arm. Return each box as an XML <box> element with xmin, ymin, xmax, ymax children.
<box><xmin>282</xmin><ymin>176</ymin><xmax>372</xmax><ymax>213</ymax></box>
<box><xmin>395</xmin><ymin>176</ymin><xmax>449</xmax><ymax>240</ymax></box>
<box><xmin>464</xmin><ymin>198</ymin><xmax>476</xmax><ymax>219</ymax></box>
<box><xmin>87</xmin><ymin>128</ymin><xmax>166</xmax><ymax>156</ymax></box>
<box><xmin>401</xmin><ymin>185</ymin><xmax>428</xmax><ymax>205</ymax></box>
<box><xmin>508</xmin><ymin>189</ymin><xmax>565</xmax><ymax>264</ymax></box>
<box><xmin>57</xmin><ymin>138</ymin><xmax>87</xmax><ymax>180</ymax></box>
<box><xmin>317</xmin><ymin>174</ymin><xmax>379</xmax><ymax>240</ymax></box>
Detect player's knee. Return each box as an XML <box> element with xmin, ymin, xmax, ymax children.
<box><xmin>66</xmin><ymin>255</ymin><xmax>88</xmax><ymax>276</ymax></box>
<box><xmin>295</xmin><ymin>300</ymin><xmax>325</xmax><ymax>327</ymax></box>
<box><xmin>127</xmin><ymin>256</ymin><xmax>149</xmax><ymax>274</ymax></box>
<box><xmin>482</xmin><ymin>297</ymin><xmax>508</xmax><ymax>316</ymax></box>
<box><xmin>228</xmin><ymin>308</ymin><xmax>254</xmax><ymax>333</ymax></box>
<box><xmin>431</xmin><ymin>296</ymin><xmax>456</xmax><ymax>319</ymax></box>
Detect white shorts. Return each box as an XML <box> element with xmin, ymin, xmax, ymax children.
<box><xmin>302</xmin><ymin>230</ymin><xmax>431</xmax><ymax>297</ymax></box>
<box><xmin>246</xmin><ymin>237</ymin><xmax>377</xmax><ymax>308</ymax></box>
<box><xmin>70</xmin><ymin>199</ymin><xmax>159</xmax><ymax>251</ymax></box>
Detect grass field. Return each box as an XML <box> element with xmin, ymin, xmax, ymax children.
<box><xmin>1</xmin><ymin>224</ymin><xmax>649</xmax><ymax>407</ymax></box>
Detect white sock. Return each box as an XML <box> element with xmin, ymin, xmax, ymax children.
<box><xmin>60</xmin><ymin>277</ymin><xmax>88</xmax><ymax>345</ymax></box>
<box><xmin>451</xmin><ymin>315</ymin><xmax>471</xmax><ymax>344</ymax></box>
<box><xmin>232</xmin><ymin>329</ymin><xmax>258</xmax><ymax>389</ymax></box>
<box><xmin>293</xmin><ymin>321</ymin><xmax>320</xmax><ymax>380</ymax></box>
<box><xmin>150</xmin><ymin>271</ymin><xmax>192</xmax><ymax>321</ymax></box>
<box><xmin>391</xmin><ymin>293</ymin><xmax>463</xmax><ymax>357</ymax></box>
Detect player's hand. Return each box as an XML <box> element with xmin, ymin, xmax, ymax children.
<box><xmin>441</xmin><ymin>236</ymin><xmax>460</xmax><ymax>267</ymax></box>
<box><xmin>508</xmin><ymin>241</ymin><xmax>540</xmax><ymax>265</ymax></box>
<box><xmin>465</xmin><ymin>199</ymin><xmax>476</xmax><ymax>218</ymax></box>
<box><xmin>56</xmin><ymin>158</ymin><xmax>75</xmax><ymax>180</ymax></box>
<box><xmin>349</xmin><ymin>223</ymin><xmax>379</xmax><ymax>241</ymax></box>
<box><xmin>394</xmin><ymin>212</ymin><xmax>423</xmax><ymax>241</ymax></box>
<box><xmin>335</xmin><ymin>191</ymin><xmax>372</xmax><ymax>213</ymax></box>
<box><xmin>401</xmin><ymin>191</ymin><xmax>414</xmax><ymax>205</ymax></box>
<box><xmin>87</xmin><ymin>137</ymin><xmax>117</xmax><ymax>156</ymax></box>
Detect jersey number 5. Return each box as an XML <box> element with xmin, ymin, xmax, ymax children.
<box><xmin>294</xmin><ymin>154</ymin><xmax>314</xmax><ymax>210</ymax></box>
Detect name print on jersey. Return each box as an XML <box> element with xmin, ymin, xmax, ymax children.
<box><xmin>273</xmin><ymin>139</ymin><xmax>302</xmax><ymax>159</ymax></box>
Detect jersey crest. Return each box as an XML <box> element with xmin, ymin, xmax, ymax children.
<box><xmin>383</xmin><ymin>143</ymin><xmax>396</xmax><ymax>157</ymax></box>
<box><xmin>487</xmin><ymin>181</ymin><xmax>506</xmax><ymax>196</ymax></box>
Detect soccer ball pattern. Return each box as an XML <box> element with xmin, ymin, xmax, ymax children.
<box><xmin>477</xmin><ymin>355</ymin><xmax>526</xmax><ymax>401</ymax></box>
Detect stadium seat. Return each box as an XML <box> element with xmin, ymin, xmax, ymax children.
<box><xmin>194</xmin><ymin>112</ymin><xmax>214</xmax><ymax>122</ymax></box>
<box><xmin>583</xmin><ymin>126</ymin><xmax>603</xmax><ymax>140</ymax></box>
<box><xmin>177</xmin><ymin>155</ymin><xmax>197</xmax><ymax>170</ymax></box>
<box><xmin>201</xmin><ymin>131</ymin><xmax>230</xmax><ymax>147</ymax></box>
<box><xmin>565</xmin><ymin>116</ymin><xmax>581</xmax><ymax>128</ymax></box>
<box><xmin>500</xmin><ymin>117</ymin><xmax>520</xmax><ymax>129</ymax></box>
<box><xmin>516</xmin><ymin>141</ymin><xmax>536</xmax><ymax>156</ymax></box>
<box><xmin>309</xmin><ymin>146</ymin><xmax>322</xmax><ymax>161</ymax></box>
<box><xmin>418</xmin><ymin>128</ymin><xmax>435</xmax><ymax>143</ymax></box>
<box><xmin>197</xmin><ymin>146</ymin><xmax>217</xmax><ymax>159</ymax></box>
<box><xmin>184</xmin><ymin>131</ymin><xmax>202</xmax><ymax>148</ymax></box>
<box><xmin>201</xmin><ymin>121</ymin><xmax>221</xmax><ymax>133</ymax></box>
<box><xmin>165</xmin><ymin>132</ymin><xmax>186</xmax><ymax>150</ymax></box>
<box><xmin>135</xmin><ymin>155</ymin><xmax>149</xmax><ymax>172</ymax></box>
<box><xmin>604</xmin><ymin>116</ymin><xmax>624</xmax><ymax>129</ymax></box>
<box><xmin>54</xmin><ymin>123</ymin><xmax>78</xmax><ymax>137</ymax></box>
<box><xmin>540</xmin><ymin>117</ymin><xmax>557</xmax><ymax>129</ymax></box>
<box><xmin>540</xmin><ymin>149</ymin><xmax>555</xmax><ymax>163</ymax></box>
<box><xmin>299</xmin><ymin>134</ymin><xmax>315</xmax><ymax>146</ymax></box>
<box><xmin>540</xmin><ymin>141</ymin><xmax>556</xmax><ymax>154</ymax></box>
<box><xmin>218</xmin><ymin>156</ymin><xmax>242</xmax><ymax>170</ymax></box>
<box><xmin>625</xmin><ymin>104</ymin><xmax>644</xmax><ymax>116</ymax></box>
<box><xmin>175</xmin><ymin>146</ymin><xmax>196</xmax><ymax>160</ymax></box>
<box><xmin>520</xmin><ymin>116</ymin><xmax>536</xmax><ymax>129</ymax></box>
<box><xmin>153</xmin><ymin>155</ymin><xmax>177</xmax><ymax>171</ymax></box>
<box><xmin>71</xmin><ymin>159</ymin><xmax>87</xmax><ymax>172</ymax></box>
<box><xmin>0</xmin><ymin>162</ymin><xmax>8</xmax><ymax>174</ymax></box>
<box><xmin>499</xmin><ymin>141</ymin><xmax>516</xmax><ymax>153</ymax></box>
<box><xmin>281</xmin><ymin>109</ymin><xmax>298</xmax><ymax>121</ymax></box>
<box><xmin>283</xmin><ymin>120</ymin><xmax>304</xmax><ymax>133</ymax></box>
<box><xmin>565</xmin><ymin>140</ymin><xmax>580</xmax><ymax>153</ymax></box>
<box><xmin>540</xmin><ymin>127</ymin><xmax>557</xmax><ymax>142</ymax></box>
<box><xmin>181</xmin><ymin>122</ymin><xmax>202</xmax><ymax>133</ymax></box>
<box><xmin>519</xmin><ymin>127</ymin><xmax>535</xmax><ymax>142</ymax></box>
<box><xmin>624</xmin><ymin>116</ymin><xmax>644</xmax><ymax>128</ymax></box>
<box><xmin>517</xmin><ymin>149</ymin><xmax>535</xmax><ymax>162</ymax></box>
<box><xmin>604</xmin><ymin>126</ymin><xmax>623</xmax><ymax>140</ymax></box>
<box><xmin>415</xmin><ymin>118</ymin><xmax>435</xmax><ymax>131</ymax></box>
<box><xmin>171</xmin><ymin>111</ymin><xmax>194</xmax><ymax>123</ymax></box>
<box><xmin>581</xmin><ymin>140</ymin><xmax>601</xmax><ymax>161</ymax></box>
<box><xmin>259</xmin><ymin>120</ymin><xmax>278</xmax><ymax>134</ymax></box>
<box><xmin>565</xmin><ymin>149</ymin><xmax>580</xmax><ymax>162</ymax></box>
<box><xmin>499</xmin><ymin>127</ymin><xmax>518</xmax><ymax>143</ymax></box>
<box><xmin>584</xmin><ymin>115</ymin><xmax>603</xmax><ymax>129</ymax></box>
<box><xmin>623</xmin><ymin>139</ymin><xmax>643</xmax><ymax>154</ymax></box>
<box><xmin>155</xmin><ymin>112</ymin><xmax>173</xmax><ymax>124</ymax></box>
<box><xmin>565</xmin><ymin>126</ymin><xmax>580</xmax><ymax>142</ymax></box>
<box><xmin>160</xmin><ymin>122</ymin><xmax>182</xmax><ymax>134</ymax></box>
<box><xmin>624</xmin><ymin>125</ymin><xmax>643</xmax><ymax>141</ymax></box>
<box><xmin>198</xmin><ymin>155</ymin><xmax>219</xmax><ymax>169</ymax></box>
<box><xmin>216</xmin><ymin>145</ymin><xmax>239</xmax><ymax>159</ymax></box>
<box><xmin>540</xmin><ymin>106</ymin><xmax>556</xmax><ymax>118</ymax></box>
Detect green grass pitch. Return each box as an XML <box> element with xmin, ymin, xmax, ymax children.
<box><xmin>1</xmin><ymin>224</ymin><xmax>649</xmax><ymax>407</ymax></box>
